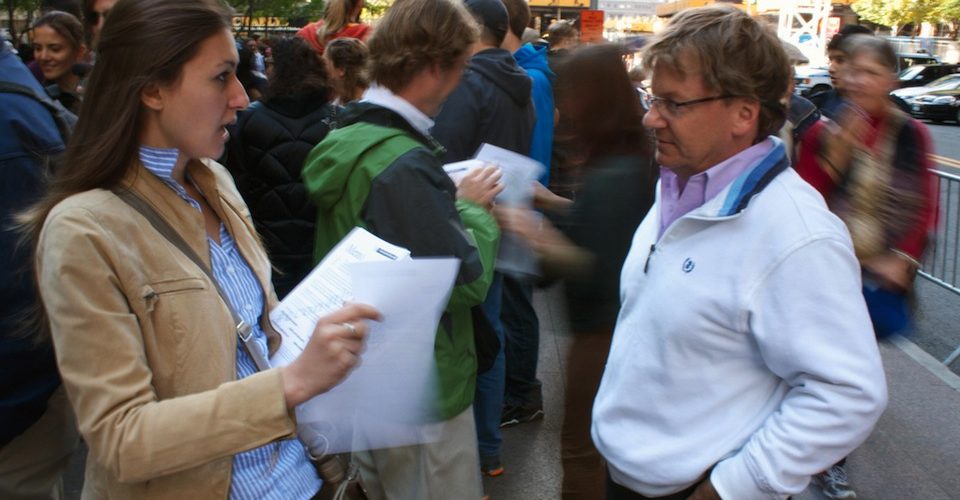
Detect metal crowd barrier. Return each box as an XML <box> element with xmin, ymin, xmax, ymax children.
<box><xmin>919</xmin><ymin>168</ymin><xmax>960</xmax><ymax>366</ymax></box>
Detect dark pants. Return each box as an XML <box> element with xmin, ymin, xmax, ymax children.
<box><xmin>502</xmin><ymin>275</ymin><xmax>542</xmax><ymax>408</ymax></box>
<box><xmin>606</xmin><ymin>473</ymin><xmax>701</xmax><ymax>500</ymax></box>
<box><xmin>561</xmin><ymin>329</ymin><xmax>613</xmax><ymax>500</ymax></box>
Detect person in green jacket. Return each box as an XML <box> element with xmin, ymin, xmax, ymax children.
<box><xmin>301</xmin><ymin>0</ymin><xmax>502</xmax><ymax>497</ymax></box>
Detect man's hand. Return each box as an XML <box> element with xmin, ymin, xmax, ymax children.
<box><xmin>457</xmin><ymin>165</ymin><xmax>503</xmax><ymax>210</ymax></box>
<box><xmin>687</xmin><ymin>479</ymin><xmax>721</xmax><ymax>500</ymax></box>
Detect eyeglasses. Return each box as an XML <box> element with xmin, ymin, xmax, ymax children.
<box><xmin>640</xmin><ymin>92</ymin><xmax>739</xmax><ymax>117</ymax></box>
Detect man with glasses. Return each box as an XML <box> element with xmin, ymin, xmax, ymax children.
<box><xmin>591</xmin><ymin>6</ymin><xmax>887</xmax><ymax>499</ymax></box>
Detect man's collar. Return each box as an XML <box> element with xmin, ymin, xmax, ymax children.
<box><xmin>361</xmin><ymin>84</ymin><xmax>434</xmax><ymax>137</ymax></box>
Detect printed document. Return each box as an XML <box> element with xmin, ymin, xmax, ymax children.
<box><xmin>269</xmin><ymin>227</ymin><xmax>410</xmax><ymax>367</ymax></box>
<box><xmin>294</xmin><ymin>258</ymin><xmax>461</xmax><ymax>454</ymax></box>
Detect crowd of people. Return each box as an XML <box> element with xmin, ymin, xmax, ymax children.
<box><xmin>0</xmin><ymin>0</ymin><xmax>938</xmax><ymax>499</ymax></box>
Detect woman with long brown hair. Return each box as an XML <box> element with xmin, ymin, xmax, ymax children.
<box><xmin>296</xmin><ymin>0</ymin><xmax>371</xmax><ymax>54</ymax></box>
<box><xmin>23</xmin><ymin>0</ymin><xmax>378</xmax><ymax>497</ymax></box>
<box><xmin>499</xmin><ymin>43</ymin><xmax>658</xmax><ymax>499</ymax></box>
<box><xmin>32</xmin><ymin>10</ymin><xmax>87</xmax><ymax>114</ymax></box>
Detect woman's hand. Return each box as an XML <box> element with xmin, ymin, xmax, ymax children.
<box><xmin>822</xmin><ymin>106</ymin><xmax>870</xmax><ymax>176</ymax></box>
<box><xmin>863</xmin><ymin>252</ymin><xmax>917</xmax><ymax>292</ymax></box>
<box><xmin>457</xmin><ymin>165</ymin><xmax>503</xmax><ymax>210</ymax></box>
<box><xmin>532</xmin><ymin>182</ymin><xmax>573</xmax><ymax>212</ymax></box>
<box><xmin>280</xmin><ymin>302</ymin><xmax>382</xmax><ymax>408</ymax></box>
<box><xmin>496</xmin><ymin>206</ymin><xmax>591</xmax><ymax>277</ymax></box>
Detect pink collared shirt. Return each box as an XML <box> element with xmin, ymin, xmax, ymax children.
<box><xmin>658</xmin><ymin>139</ymin><xmax>775</xmax><ymax>237</ymax></box>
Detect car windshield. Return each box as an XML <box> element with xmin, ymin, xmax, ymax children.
<box><xmin>899</xmin><ymin>65</ymin><xmax>926</xmax><ymax>80</ymax></box>
<box><xmin>926</xmin><ymin>74</ymin><xmax>960</xmax><ymax>90</ymax></box>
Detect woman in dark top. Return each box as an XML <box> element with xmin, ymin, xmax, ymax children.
<box><xmin>224</xmin><ymin>36</ymin><xmax>336</xmax><ymax>297</ymax></box>
<box><xmin>32</xmin><ymin>10</ymin><xmax>87</xmax><ymax>114</ymax></box>
<box><xmin>500</xmin><ymin>43</ymin><xmax>658</xmax><ymax>500</ymax></box>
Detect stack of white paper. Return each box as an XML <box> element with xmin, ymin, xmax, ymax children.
<box><xmin>268</xmin><ymin>227</ymin><xmax>462</xmax><ymax>454</ymax></box>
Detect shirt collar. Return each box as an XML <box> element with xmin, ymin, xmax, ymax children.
<box><xmin>658</xmin><ymin>138</ymin><xmax>776</xmax><ymax>236</ymax></box>
<box><xmin>361</xmin><ymin>83</ymin><xmax>435</xmax><ymax>137</ymax></box>
<box><xmin>139</xmin><ymin>145</ymin><xmax>181</xmax><ymax>183</ymax></box>
<box><xmin>138</xmin><ymin>145</ymin><xmax>202</xmax><ymax>211</ymax></box>
<box><xmin>660</xmin><ymin>138</ymin><xmax>775</xmax><ymax>204</ymax></box>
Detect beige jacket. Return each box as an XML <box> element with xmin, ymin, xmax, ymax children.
<box><xmin>37</xmin><ymin>159</ymin><xmax>298</xmax><ymax>499</ymax></box>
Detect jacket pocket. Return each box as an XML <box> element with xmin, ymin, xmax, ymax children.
<box><xmin>141</xmin><ymin>277</ymin><xmax>207</xmax><ymax>313</ymax></box>
<box><xmin>139</xmin><ymin>277</ymin><xmax>220</xmax><ymax>395</ymax></box>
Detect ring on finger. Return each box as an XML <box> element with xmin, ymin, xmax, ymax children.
<box><xmin>341</xmin><ymin>322</ymin><xmax>356</xmax><ymax>336</ymax></box>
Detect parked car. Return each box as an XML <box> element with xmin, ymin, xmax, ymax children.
<box><xmin>795</xmin><ymin>53</ymin><xmax>943</xmax><ymax>97</ymax></box>
<box><xmin>794</xmin><ymin>66</ymin><xmax>831</xmax><ymax>96</ymax></box>
<box><xmin>892</xmin><ymin>73</ymin><xmax>960</xmax><ymax>101</ymax></box>
<box><xmin>898</xmin><ymin>63</ymin><xmax>960</xmax><ymax>88</ymax></box>
<box><xmin>908</xmin><ymin>88</ymin><xmax>960</xmax><ymax>123</ymax></box>
<box><xmin>896</xmin><ymin>52</ymin><xmax>941</xmax><ymax>73</ymax></box>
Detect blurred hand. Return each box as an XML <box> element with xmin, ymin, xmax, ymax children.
<box><xmin>532</xmin><ymin>182</ymin><xmax>572</xmax><ymax>212</ymax></box>
<box><xmin>863</xmin><ymin>252</ymin><xmax>916</xmax><ymax>292</ymax></box>
<box><xmin>457</xmin><ymin>165</ymin><xmax>503</xmax><ymax>210</ymax></box>
<box><xmin>281</xmin><ymin>302</ymin><xmax>382</xmax><ymax>408</ymax></box>
<box><xmin>688</xmin><ymin>479</ymin><xmax>721</xmax><ymax>500</ymax></box>
<box><xmin>823</xmin><ymin>106</ymin><xmax>870</xmax><ymax>175</ymax></box>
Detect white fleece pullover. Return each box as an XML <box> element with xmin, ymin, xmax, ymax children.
<box><xmin>592</xmin><ymin>141</ymin><xmax>887</xmax><ymax>499</ymax></box>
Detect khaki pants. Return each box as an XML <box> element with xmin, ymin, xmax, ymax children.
<box><xmin>355</xmin><ymin>406</ymin><xmax>483</xmax><ymax>500</ymax></box>
<box><xmin>0</xmin><ymin>386</ymin><xmax>80</xmax><ymax>500</ymax></box>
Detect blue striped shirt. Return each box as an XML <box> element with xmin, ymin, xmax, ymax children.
<box><xmin>138</xmin><ymin>147</ymin><xmax>321</xmax><ymax>500</ymax></box>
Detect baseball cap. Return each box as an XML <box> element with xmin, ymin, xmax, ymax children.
<box><xmin>464</xmin><ymin>0</ymin><xmax>509</xmax><ymax>43</ymax></box>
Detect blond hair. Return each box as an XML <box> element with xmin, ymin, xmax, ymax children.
<box><xmin>643</xmin><ymin>5</ymin><xmax>790</xmax><ymax>140</ymax></box>
<box><xmin>366</xmin><ymin>0</ymin><xmax>479</xmax><ymax>92</ymax></box>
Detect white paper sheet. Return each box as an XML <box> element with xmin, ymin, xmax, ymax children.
<box><xmin>269</xmin><ymin>227</ymin><xmax>410</xmax><ymax>367</ymax></box>
<box><xmin>442</xmin><ymin>159</ymin><xmax>486</xmax><ymax>186</ymax></box>
<box><xmin>473</xmin><ymin>142</ymin><xmax>544</xmax><ymax>205</ymax></box>
<box><xmin>294</xmin><ymin>258</ymin><xmax>461</xmax><ymax>454</ymax></box>
<box><xmin>474</xmin><ymin>143</ymin><xmax>544</xmax><ymax>277</ymax></box>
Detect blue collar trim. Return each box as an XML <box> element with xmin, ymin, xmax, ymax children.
<box><xmin>718</xmin><ymin>138</ymin><xmax>790</xmax><ymax>216</ymax></box>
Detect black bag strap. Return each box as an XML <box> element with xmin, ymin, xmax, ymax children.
<box><xmin>0</xmin><ymin>80</ymin><xmax>77</xmax><ymax>141</ymax></box>
<box><xmin>112</xmin><ymin>188</ymin><xmax>271</xmax><ymax>370</ymax></box>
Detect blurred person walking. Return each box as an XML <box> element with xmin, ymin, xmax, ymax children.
<box><xmin>301</xmin><ymin>0</ymin><xmax>501</xmax><ymax>497</ymax></box>
<box><xmin>592</xmin><ymin>7</ymin><xmax>887</xmax><ymax>499</ymax></box>
<box><xmin>21</xmin><ymin>1</ymin><xmax>379</xmax><ymax>498</ymax></box>
<box><xmin>796</xmin><ymin>34</ymin><xmax>938</xmax><ymax>500</ymax></box>
<box><xmin>499</xmin><ymin>43</ymin><xmax>657</xmax><ymax>500</ymax></box>
<box><xmin>32</xmin><ymin>11</ymin><xmax>88</xmax><ymax>114</ymax></box>
<box><xmin>224</xmin><ymin>36</ymin><xmax>337</xmax><ymax>299</ymax></box>
<box><xmin>297</xmin><ymin>0</ymin><xmax>371</xmax><ymax>54</ymax></box>
<box><xmin>431</xmin><ymin>0</ymin><xmax>535</xmax><ymax>478</ymax></box>
<box><xmin>0</xmin><ymin>39</ymin><xmax>79</xmax><ymax>500</ymax></box>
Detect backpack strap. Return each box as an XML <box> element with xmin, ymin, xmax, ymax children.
<box><xmin>0</xmin><ymin>81</ymin><xmax>77</xmax><ymax>141</ymax></box>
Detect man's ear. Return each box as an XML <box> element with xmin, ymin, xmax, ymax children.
<box><xmin>141</xmin><ymin>82</ymin><xmax>164</xmax><ymax>112</ymax></box>
<box><xmin>732</xmin><ymin>99</ymin><xmax>761</xmax><ymax>138</ymax></box>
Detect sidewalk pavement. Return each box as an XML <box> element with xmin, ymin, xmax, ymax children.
<box><xmin>483</xmin><ymin>285</ymin><xmax>960</xmax><ymax>500</ymax></box>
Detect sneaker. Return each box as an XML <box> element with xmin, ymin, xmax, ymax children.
<box><xmin>480</xmin><ymin>455</ymin><xmax>504</xmax><ymax>477</ymax></box>
<box><xmin>499</xmin><ymin>404</ymin><xmax>544</xmax><ymax>428</ymax></box>
<box><xmin>813</xmin><ymin>465</ymin><xmax>857</xmax><ymax>499</ymax></box>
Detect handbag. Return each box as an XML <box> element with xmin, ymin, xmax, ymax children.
<box><xmin>112</xmin><ymin>188</ymin><xmax>368</xmax><ymax>500</ymax></box>
<box><xmin>862</xmin><ymin>274</ymin><xmax>913</xmax><ymax>338</ymax></box>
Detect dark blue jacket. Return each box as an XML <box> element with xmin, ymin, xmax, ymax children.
<box><xmin>0</xmin><ymin>45</ymin><xmax>64</xmax><ymax>447</ymax></box>
<box><xmin>514</xmin><ymin>43</ymin><xmax>555</xmax><ymax>185</ymax></box>
<box><xmin>432</xmin><ymin>48</ymin><xmax>535</xmax><ymax>163</ymax></box>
